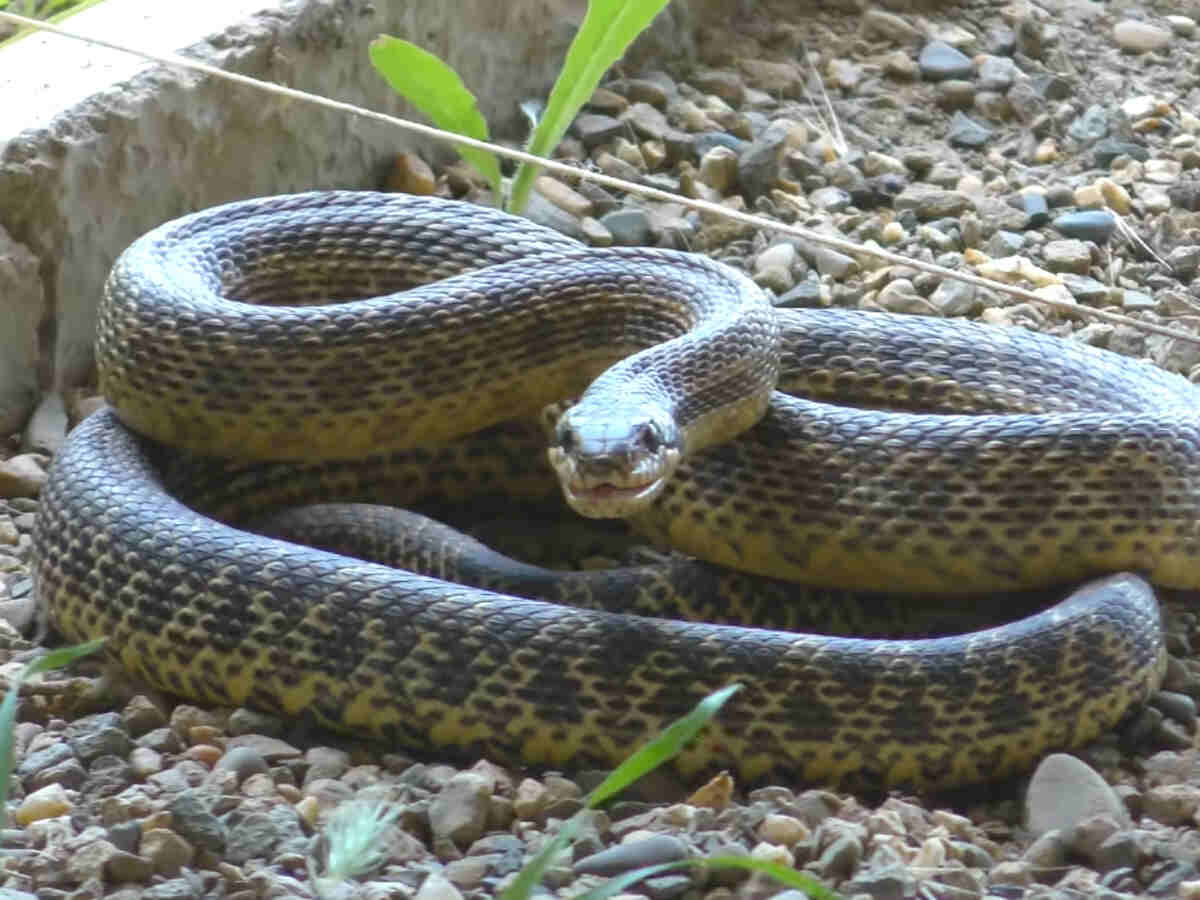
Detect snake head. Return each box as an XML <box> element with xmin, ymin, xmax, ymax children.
<box><xmin>547</xmin><ymin>404</ymin><xmax>681</xmax><ymax>519</ymax></box>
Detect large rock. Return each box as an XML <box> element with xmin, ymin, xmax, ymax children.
<box><xmin>0</xmin><ymin>0</ymin><xmax>716</xmax><ymax>430</ymax></box>
<box><xmin>0</xmin><ymin>226</ymin><xmax>41</xmax><ymax>434</ymax></box>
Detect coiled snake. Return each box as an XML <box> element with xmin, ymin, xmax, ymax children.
<box><xmin>33</xmin><ymin>191</ymin><xmax>1193</xmax><ymax>789</ymax></box>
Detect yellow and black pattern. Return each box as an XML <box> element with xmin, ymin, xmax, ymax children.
<box><xmin>33</xmin><ymin>191</ymin><xmax>1183</xmax><ymax>789</ymax></box>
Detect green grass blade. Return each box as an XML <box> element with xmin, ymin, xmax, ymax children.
<box><xmin>586</xmin><ymin>684</ymin><xmax>740</xmax><ymax>809</ymax></box>
<box><xmin>22</xmin><ymin>638</ymin><xmax>107</xmax><ymax>677</ymax></box>
<box><xmin>498</xmin><ymin>814</ymin><xmax>582</xmax><ymax>900</ymax></box>
<box><xmin>0</xmin><ymin>638</ymin><xmax>106</xmax><ymax>819</ymax></box>
<box><xmin>576</xmin><ymin>856</ymin><xmax>841</xmax><ymax>900</ymax></box>
<box><xmin>507</xmin><ymin>0</ymin><xmax>671</xmax><ymax>212</ymax></box>
<box><xmin>502</xmin><ymin>686</ymin><xmax>739</xmax><ymax>899</ymax></box>
<box><xmin>368</xmin><ymin>36</ymin><xmax>502</xmax><ymax>200</ymax></box>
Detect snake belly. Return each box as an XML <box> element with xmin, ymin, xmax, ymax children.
<box><xmin>33</xmin><ymin>191</ymin><xmax>1180</xmax><ymax>789</ymax></box>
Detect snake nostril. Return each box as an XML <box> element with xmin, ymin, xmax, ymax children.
<box><xmin>556</xmin><ymin>423</ymin><xmax>577</xmax><ymax>454</ymax></box>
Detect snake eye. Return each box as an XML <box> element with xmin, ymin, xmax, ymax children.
<box><xmin>638</xmin><ymin>422</ymin><xmax>663</xmax><ymax>454</ymax></box>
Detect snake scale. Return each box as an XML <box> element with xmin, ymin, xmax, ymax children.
<box><xmin>32</xmin><ymin>191</ymin><xmax>1194</xmax><ymax>789</ymax></box>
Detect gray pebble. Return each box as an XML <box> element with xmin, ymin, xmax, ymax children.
<box><xmin>977</xmin><ymin>54</ymin><xmax>1021</xmax><ymax>91</ymax></box>
<box><xmin>693</xmin><ymin>131</ymin><xmax>747</xmax><ymax>158</ymax></box>
<box><xmin>1007</xmin><ymin>79</ymin><xmax>1042</xmax><ymax>122</ymax></box>
<box><xmin>16</xmin><ymin>742</ymin><xmax>75</xmax><ymax>781</ymax></box>
<box><xmin>67</xmin><ymin>714</ymin><xmax>133</xmax><ymax>763</ymax></box>
<box><xmin>1022</xmin><ymin>191</ymin><xmax>1049</xmax><ymax>227</ymax></box>
<box><xmin>621</xmin><ymin>102</ymin><xmax>670</xmax><ymax>142</ymax></box>
<box><xmin>107</xmin><ymin>820</ymin><xmax>141</xmax><ymax>855</ymax></box>
<box><xmin>523</xmin><ymin>191</ymin><xmax>586</xmax><ymax>240</ymax></box>
<box><xmin>1026</xmin><ymin>753</ymin><xmax>1130</xmax><ymax>836</ymax></box>
<box><xmin>1145</xmin><ymin>859</ymin><xmax>1196</xmax><ymax>894</ymax></box>
<box><xmin>689</xmin><ymin>69</ymin><xmax>745</xmax><ymax>105</ymax></box>
<box><xmin>929</xmin><ymin>279</ymin><xmax>980</xmax><ymax>316</ymax></box>
<box><xmin>1091</xmin><ymin>831</ymin><xmax>1142</xmax><ymax>873</ymax></box>
<box><xmin>813</xmin><ymin>833</ymin><xmax>862</xmax><ymax>880</ymax></box>
<box><xmin>919</xmin><ymin>41</ymin><xmax>973</xmax><ymax>81</ymax></box>
<box><xmin>1043</xmin><ymin>239</ymin><xmax>1093</xmax><ymax>275</ymax></box>
<box><xmin>809</xmin><ymin>186</ymin><xmax>852</xmax><ymax>213</ymax></box>
<box><xmin>894</xmin><ymin>184</ymin><xmax>973</xmax><ymax>220</ymax></box>
<box><xmin>1061</xmin><ymin>274</ymin><xmax>1111</xmax><ymax>304</ymax></box>
<box><xmin>1120</xmin><ymin>289</ymin><xmax>1157</xmax><ymax>312</ymax></box>
<box><xmin>599</xmin><ymin>208</ymin><xmax>651</xmax><ymax>246</ymax></box>
<box><xmin>1150</xmin><ymin>691</ymin><xmax>1198</xmax><ymax>733</ymax></box>
<box><xmin>27</xmin><ymin>757</ymin><xmax>86</xmax><ymax>792</ymax></box>
<box><xmin>1093</xmin><ymin>138</ymin><xmax>1149</xmax><ymax>167</ymax></box>
<box><xmin>141</xmin><ymin>878</ymin><xmax>202</xmax><ymax>900</ymax></box>
<box><xmin>226</xmin><ymin>708</ymin><xmax>286</xmax><ymax>738</ymax></box>
<box><xmin>214</xmin><ymin>746</ymin><xmax>269</xmax><ymax>783</ymax></box>
<box><xmin>642</xmin><ymin>873</ymin><xmax>693</xmax><ymax>899</ymax></box>
<box><xmin>775</xmin><ymin>279</ymin><xmax>825</xmax><ymax>308</ymax></box>
<box><xmin>987</xmin><ymin>230</ymin><xmax>1026</xmax><ymax>256</ymax></box>
<box><xmin>428</xmin><ymin>772</ymin><xmax>491</xmax><ymax>846</ymax></box>
<box><xmin>168</xmin><ymin>791</ymin><xmax>227</xmax><ymax>854</ymax></box>
<box><xmin>1068</xmin><ymin>104</ymin><xmax>1111</xmax><ymax>143</ymax></box>
<box><xmin>1023</xmin><ymin>828</ymin><xmax>1068</xmax><ymax>868</ymax></box>
<box><xmin>842</xmin><ymin>863</ymin><xmax>915</xmax><ymax>898</ymax></box>
<box><xmin>737</xmin><ymin>119</ymin><xmax>796</xmax><ymax>200</ymax></box>
<box><xmin>947</xmin><ymin>111</ymin><xmax>994</xmax><ymax>148</ymax></box>
<box><xmin>572</xmin><ymin>113</ymin><xmax>623</xmax><ymax>149</ymax></box>
<box><xmin>1168</xmin><ymin>181</ymin><xmax>1200</xmax><ymax>212</ymax></box>
<box><xmin>228</xmin><ymin>806</ymin><xmax>305</xmax><ymax>864</ymax></box>
<box><xmin>574</xmin><ymin>833</ymin><xmax>687</xmax><ymax>876</ymax></box>
<box><xmin>1166</xmin><ymin>245</ymin><xmax>1200</xmax><ymax>278</ymax></box>
<box><xmin>620</xmin><ymin>77</ymin><xmax>669</xmax><ymax>108</ymax></box>
<box><xmin>1052</xmin><ymin>210</ymin><xmax>1116</xmax><ymax>244</ymax></box>
<box><xmin>862</xmin><ymin>8</ymin><xmax>921</xmax><ymax>42</ymax></box>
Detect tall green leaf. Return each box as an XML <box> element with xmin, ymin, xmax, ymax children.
<box><xmin>500</xmin><ymin>684</ymin><xmax>740</xmax><ymax>900</ymax></box>
<box><xmin>585</xmin><ymin>683</ymin><xmax>740</xmax><ymax>808</ymax></box>
<box><xmin>507</xmin><ymin>0</ymin><xmax>671</xmax><ymax>212</ymax></box>
<box><xmin>0</xmin><ymin>639</ymin><xmax>106</xmax><ymax>821</ymax></box>
<box><xmin>368</xmin><ymin>36</ymin><xmax>502</xmax><ymax>201</ymax></box>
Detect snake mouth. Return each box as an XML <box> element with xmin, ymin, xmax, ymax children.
<box><xmin>560</xmin><ymin>476</ymin><xmax>667</xmax><ymax>518</ymax></box>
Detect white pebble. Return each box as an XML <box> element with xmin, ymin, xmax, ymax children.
<box><xmin>754</xmin><ymin>242</ymin><xmax>797</xmax><ymax>273</ymax></box>
<box><xmin>1113</xmin><ymin>20</ymin><xmax>1172</xmax><ymax>53</ymax></box>
<box><xmin>1166</xmin><ymin>15</ymin><xmax>1196</xmax><ymax>37</ymax></box>
<box><xmin>757</xmin><ymin>813</ymin><xmax>810</xmax><ymax>847</ymax></box>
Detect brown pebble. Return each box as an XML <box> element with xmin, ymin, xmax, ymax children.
<box><xmin>140</xmin><ymin>827</ymin><xmax>195</xmax><ymax>876</ymax></box>
<box><xmin>687</xmin><ymin>771</ymin><xmax>734</xmax><ymax>810</ymax></box>
<box><xmin>187</xmin><ymin>726</ymin><xmax>225</xmax><ymax>748</ymax></box>
<box><xmin>183</xmin><ymin>744</ymin><xmax>223</xmax><ymax>767</ymax></box>
<box><xmin>0</xmin><ymin>454</ymin><xmax>47</xmax><ymax>499</ymax></box>
<box><xmin>121</xmin><ymin>695</ymin><xmax>169</xmax><ymax>736</ymax></box>
<box><xmin>387</xmin><ymin>151</ymin><xmax>438</xmax><ymax>195</ymax></box>
<box><xmin>170</xmin><ymin>705</ymin><xmax>227</xmax><ymax>739</ymax></box>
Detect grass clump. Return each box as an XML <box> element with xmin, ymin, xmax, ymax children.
<box><xmin>308</xmin><ymin>789</ymin><xmax>403</xmax><ymax>899</ymax></box>
<box><xmin>309</xmin><ymin>684</ymin><xmax>838</xmax><ymax>898</ymax></box>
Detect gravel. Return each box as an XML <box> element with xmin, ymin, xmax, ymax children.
<box><xmin>6</xmin><ymin>0</ymin><xmax>1200</xmax><ymax>897</ymax></box>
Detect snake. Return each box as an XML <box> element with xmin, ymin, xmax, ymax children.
<box><xmin>32</xmin><ymin>190</ymin><xmax>1191</xmax><ymax>790</ymax></box>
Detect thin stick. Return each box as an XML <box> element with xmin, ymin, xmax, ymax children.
<box><xmin>2</xmin><ymin>10</ymin><xmax>1197</xmax><ymax>347</ymax></box>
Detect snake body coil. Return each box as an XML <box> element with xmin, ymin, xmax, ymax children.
<box><xmin>34</xmin><ymin>192</ymin><xmax>1188</xmax><ymax>788</ymax></box>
